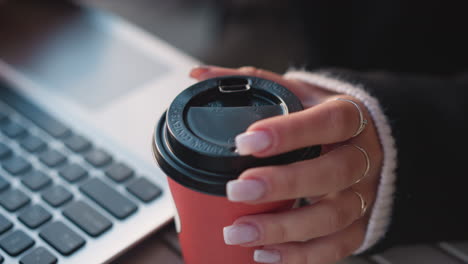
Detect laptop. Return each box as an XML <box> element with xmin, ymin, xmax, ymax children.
<box><xmin>0</xmin><ymin>1</ymin><xmax>196</xmax><ymax>263</ymax></box>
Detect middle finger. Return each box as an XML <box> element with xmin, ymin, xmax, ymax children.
<box><xmin>227</xmin><ymin>144</ymin><xmax>370</xmax><ymax>203</ymax></box>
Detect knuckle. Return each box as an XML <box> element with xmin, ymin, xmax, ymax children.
<box><xmin>274</xmin><ymin>221</ymin><xmax>289</xmax><ymax>243</ymax></box>
<box><xmin>323</xmin><ymin>105</ymin><xmax>350</xmax><ymax>139</ymax></box>
<box><xmin>298</xmin><ymin>255</ymin><xmax>308</xmax><ymax>264</ymax></box>
<box><xmin>250</xmin><ymin>166</ymin><xmax>277</xmax><ymax>187</ymax></box>
<box><xmin>283</xmin><ymin>171</ymin><xmax>301</xmax><ymax>198</ymax></box>
<box><xmin>330</xmin><ymin>242</ymin><xmax>352</xmax><ymax>262</ymax></box>
<box><xmin>326</xmin><ymin>205</ymin><xmax>347</xmax><ymax>231</ymax></box>
<box><xmin>254</xmin><ymin>215</ymin><xmax>289</xmax><ymax>244</ymax></box>
<box><xmin>287</xmin><ymin>247</ymin><xmax>307</xmax><ymax>264</ymax></box>
<box><xmin>335</xmin><ymin>150</ymin><xmax>358</xmax><ymax>185</ymax></box>
<box><xmin>280</xmin><ymin>246</ymin><xmax>303</xmax><ymax>264</ymax></box>
<box><xmin>258</xmin><ymin>165</ymin><xmax>299</xmax><ymax>199</ymax></box>
<box><xmin>355</xmin><ymin>225</ymin><xmax>366</xmax><ymax>246</ymax></box>
<box><xmin>332</xmin><ymin>157</ymin><xmax>350</xmax><ymax>182</ymax></box>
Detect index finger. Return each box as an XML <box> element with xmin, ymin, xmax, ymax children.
<box><xmin>235</xmin><ymin>96</ymin><xmax>370</xmax><ymax>157</ymax></box>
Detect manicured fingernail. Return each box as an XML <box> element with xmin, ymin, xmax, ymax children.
<box><xmin>235</xmin><ymin>130</ymin><xmax>272</xmax><ymax>155</ymax></box>
<box><xmin>223</xmin><ymin>224</ymin><xmax>259</xmax><ymax>245</ymax></box>
<box><xmin>254</xmin><ymin>249</ymin><xmax>281</xmax><ymax>263</ymax></box>
<box><xmin>189</xmin><ymin>65</ymin><xmax>212</xmax><ymax>79</ymax></box>
<box><xmin>227</xmin><ymin>179</ymin><xmax>266</xmax><ymax>202</ymax></box>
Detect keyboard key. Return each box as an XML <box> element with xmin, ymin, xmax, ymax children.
<box><xmin>0</xmin><ymin>87</ymin><xmax>71</xmax><ymax>138</ymax></box>
<box><xmin>0</xmin><ymin>120</ymin><xmax>27</xmax><ymax>138</ymax></box>
<box><xmin>63</xmin><ymin>134</ymin><xmax>91</xmax><ymax>153</ymax></box>
<box><xmin>0</xmin><ymin>143</ymin><xmax>11</xmax><ymax>159</ymax></box>
<box><xmin>1</xmin><ymin>156</ymin><xmax>31</xmax><ymax>175</ymax></box>
<box><xmin>63</xmin><ymin>201</ymin><xmax>112</xmax><ymax>237</ymax></box>
<box><xmin>58</xmin><ymin>163</ymin><xmax>87</xmax><ymax>183</ymax></box>
<box><xmin>42</xmin><ymin>185</ymin><xmax>73</xmax><ymax>207</ymax></box>
<box><xmin>127</xmin><ymin>177</ymin><xmax>162</xmax><ymax>203</ymax></box>
<box><xmin>0</xmin><ymin>230</ymin><xmax>35</xmax><ymax>256</ymax></box>
<box><xmin>105</xmin><ymin>162</ymin><xmax>134</xmax><ymax>182</ymax></box>
<box><xmin>38</xmin><ymin>149</ymin><xmax>67</xmax><ymax>167</ymax></box>
<box><xmin>20</xmin><ymin>247</ymin><xmax>57</xmax><ymax>264</ymax></box>
<box><xmin>39</xmin><ymin>221</ymin><xmax>85</xmax><ymax>256</ymax></box>
<box><xmin>0</xmin><ymin>188</ymin><xmax>30</xmax><ymax>211</ymax></box>
<box><xmin>84</xmin><ymin>148</ymin><xmax>112</xmax><ymax>167</ymax></box>
<box><xmin>0</xmin><ymin>175</ymin><xmax>10</xmax><ymax>191</ymax></box>
<box><xmin>18</xmin><ymin>204</ymin><xmax>52</xmax><ymax>229</ymax></box>
<box><xmin>0</xmin><ymin>214</ymin><xmax>13</xmax><ymax>234</ymax></box>
<box><xmin>20</xmin><ymin>134</ymin><xmax>46</xmax><ymax>153</ymax></box>
<box><xmin>22</xmin><ymin>170</ymin><xmax>52</xmax><ymax>191</ymax></box>
<box><xmin>80</xmin><ymin>178</ymin><xmax>137</xmax><ymax>219</ymax></box>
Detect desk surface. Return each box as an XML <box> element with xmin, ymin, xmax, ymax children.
<box><xmin>113</xmin><ymin>224</ymin><xmax>182</xmax><ymax>264</ymax></box>
<box><xmin>114</xmin><ymin>223</ymin><xmax>468</xmax><ymax>264</ymax></box>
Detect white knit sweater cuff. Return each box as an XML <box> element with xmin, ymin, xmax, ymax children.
<box><xmin>284</xmin><ymin>70</ymin><xmax>398</xmax><ymax>254</ymax></box>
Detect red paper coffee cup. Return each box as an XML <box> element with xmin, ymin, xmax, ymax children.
<box><xmin>153</xmin><ymin>76</ymin><xmax>321</xmax><ymax>264</ymax></box>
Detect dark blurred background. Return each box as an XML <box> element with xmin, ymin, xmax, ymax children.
<box><xmin>79</xmin><ymin>0</ymin><xmax>307</xmax><ymax>73</ymax></box>
<box><xmin>78</xmin><ymin>0</ymin><xmax>468</xmax><ymax>75</ymax></box>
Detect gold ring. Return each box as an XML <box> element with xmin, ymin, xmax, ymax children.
<box><xmin>336</xmin><ymin>98</ymin><xmax>368</xmax><ymax>137</ymax></box>
<box><xmin>348</xmin><ymin>144</ymin><xmax>370</xmax><ymax>184</ymax></box>
<box><xmin>352</xmin><ymin>190</ymin><xmax>368</xmax><ymax>217</ymax></box>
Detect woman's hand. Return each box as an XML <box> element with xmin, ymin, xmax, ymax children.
<box><xmin>190</xmin><ymin>66</ymin><xmax>383</xmax><ymax>264</ymax></box>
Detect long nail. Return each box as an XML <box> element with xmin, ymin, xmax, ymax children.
<box><xmin>235</xmin><ymin>130</ymin><xmax>272</xmax><ymax>155</ymax></box>
<box><xmin>254</xmin><ymin>249</ymin><xmax>281</xmax><ymax>263</ymax></box>
<box><xmin>189</xmin><ymin>65</ymin><xmax>212</xmax><ymax>79</ymax></box>
<box><xmin>223</xmin><ymin>224</ymin><xmax>259</xmax><ymax>245</ymax></box>
<box><xmin>227</xmin><ymin>179</ymin><xmax>266</xmax><ymax>202</ymax></box>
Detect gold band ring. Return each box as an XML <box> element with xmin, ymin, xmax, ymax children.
<box><xmin>352</xmin><ymin>190</ymin><xmax>368</xmax><ymax>217</ymax></box>
<box><xmin>336</xmin><ymin>98</ymin><xmax>368</xmax><ymax>137</ymax></box>
<box><xmin>350</xmin><ymin>144</ymin><xmax>371</xmax><ymax>184</ymax></box>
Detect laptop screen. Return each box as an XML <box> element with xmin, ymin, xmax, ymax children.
<box><xmin>0</xmin><ymin>7</ymin><xmax>169</xmax><ymax>109</ymax></box>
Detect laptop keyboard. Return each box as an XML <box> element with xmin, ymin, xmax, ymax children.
<box><xmin>0</xmin><ymin>83</ymin><xmax>163</xmax><ymax>262</ymax></box>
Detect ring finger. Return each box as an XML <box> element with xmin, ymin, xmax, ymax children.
<box><xmin>227</xmin><ymin>144</ymin><xmax>371</xmax><ymax>203</ymax></box>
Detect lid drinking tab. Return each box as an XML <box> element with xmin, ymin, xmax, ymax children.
<box><xmin>218</xmin><ymin>77</ymin><xmax>251</xmax><ymax>93</ymax></box>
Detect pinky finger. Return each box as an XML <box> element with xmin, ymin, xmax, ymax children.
<box><xmin>254</xmin><ymin>219</ymin><xmax>367</xmax><ymax>264</ymax></box>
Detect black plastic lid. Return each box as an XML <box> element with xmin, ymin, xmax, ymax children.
<box><xmin>153</xmin><ymin>76</ymin><xmax>321</xmax><ymax>196</ymax></box>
